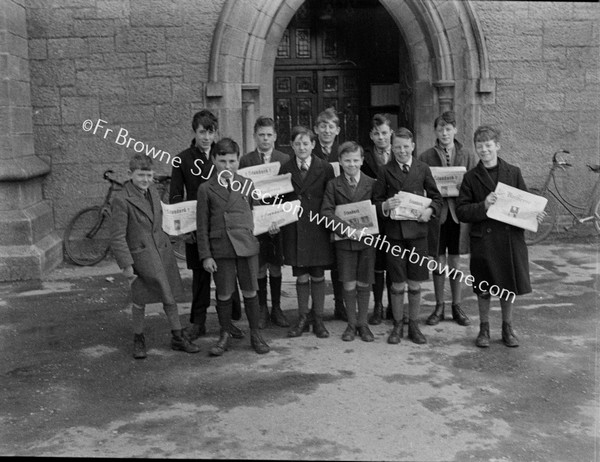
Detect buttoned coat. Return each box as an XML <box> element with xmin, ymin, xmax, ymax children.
<box><xmin>456</xmin><ymin>158</ymin><xmax>532</xmax><ymax>296</ymax></box>
<box><xmin>279</xmin><ymin>155</ymin><xmax>335</xmax><ymax>267</ymax></box>
<box><xmin>320</xmin><ymin>173</ymin><xmax>377</xmax><ymax>251</ymax></box>
<box><xmin>239</xmin><ymin>148</ymin><xmax>290</xmax><ymax>170</ymax></box>
<box><xmin>313</xmin><ymin>140</ymin><xmax>340</xmax><ymax>162</ymax></box>
<box><xmin>373</xmin><ymin>157</ymin><xmax>443</xmax><ymax>240</ymax></box>
<box><xmin>418</xmin><ymin>139</ymin><xmax>479</xmax><ymax>255</ymax></box>
<box><xmin>196</xmin><ymin>173</ymin><xmax>260</xmax><ymax>262</ymax></box>
<box><xmin>110</xmin><ymin>181</ymin><xmax>184</xmax><ymax>305</ymax></box>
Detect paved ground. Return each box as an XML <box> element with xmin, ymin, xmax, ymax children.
<box><xmin>0</xmin><ymin>235</ymin><xmax>598</xmax><ymax>460</ymax></box>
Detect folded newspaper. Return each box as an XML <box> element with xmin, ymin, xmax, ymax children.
<box><xmin>390</xmin><ymin>192</ymin><xmax>432</xmax><ymax>220</ymax></box>
<box><xmin>253</xmin><ymin>200</ymin><xmax>301</xmax><ymax>235</ymax></box>
<box><xmin>486</xmin><ymin>182</ymin><xmax>548</xmax><ymax>232</ymax></box>
<box><xmin>333</xmin><ymin>200</ymin><xmax>379</xmax><ymax>241</ymax></box>
<box><xmin>237</xmin><ymin>161</ymin><xmax>294</xmax><ymax>198</ymax></box>
<box><xmin>429</xmin><ymin>166</ymin><xmax>466</xmax><ymax>197</ymax></box>
<box><xmin>161</xmin><ymin>200</ymin><xmax>197</xmax><ymax>236</ymax></box>
<box><xmin>237</xmin><ymin>162</ymin><xmax>281</xmax><ymax>181</ymax></box>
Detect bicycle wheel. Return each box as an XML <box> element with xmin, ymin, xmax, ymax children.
<box><xmin>525</xmin><ymin>188</ymin><xmax>557</xmax><ymax>245</ymax></box>
<box><xmin>593</xmin><ymin>198</ymin><xmax>600</xmax><ymax>234</ymax></box>
<box><xmin>64</xmin><ymin>206</ymin><xmax>111</xmax><ymax>265</ymax></box>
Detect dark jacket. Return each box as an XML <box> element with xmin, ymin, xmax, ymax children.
<box><xmin>361</xmin><ymin>145</ymin><xmax>389</xmax><ymax>179</ymax></box>
<box><xmin>313</xmin><ymin>140</ymin><xmax>340</xmax><ymax>162</ymax></box>
<box><xmin>239</xmin><ymin>149</ymin><xmax>290</xmax><ymax>171</ymax></box>
<box><xmin>169</xmin><ymin>140</ymin><xmax>216</xmax><ymax>269</ymax></box>
<box><xmin>320</xmin><ymin>172</ymin><xmax>377</xmax><ymax>251</ymax></box>
<box><xmin>418</xmin><ymin>139</ymin><xmax>479</xmax><ymax>255</ymax></box>
<box><xmin>456</xmin><ymin>158</ymin><xmax>532</xmax><ymax>296</ymax></box>
<box><xmin>373</xmin><ymin>157</ymin><xmax>443</xmax><ymax>240</ymax></box>
<box><xmin>279</xmin><ymin>155</ymin><xmax>335</xmax><ymax>267</ymax></box>
<box><xmin>196</xmin><ymin>173</ymin><xmax>260</xmax><ymax>261</ymax></box>
<box><xmin>110</xmin><ymin>181</ymin><xmax>184</xmax><ymax>305</ymax></box>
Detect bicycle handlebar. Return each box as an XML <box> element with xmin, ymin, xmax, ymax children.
<box><xmin>103</xmin><ymin>169</ymin><xmax>123</xmax><ymax>186</ymax></box>
<box><xmin>552</xmin><ymin>149</ymin><xmax>571</xmax><ymax>168</ymax></box>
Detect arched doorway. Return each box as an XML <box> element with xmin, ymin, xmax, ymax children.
<box><xmin>272</xmin><ymin>0</ymin><xmax>413</xmax><ymax>150</ymax></box>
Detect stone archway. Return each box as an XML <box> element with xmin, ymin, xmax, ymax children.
<box><xmin>207</xmin><ymin>0</ymin><xmax>493</xmax><ymax>153</ymax></box>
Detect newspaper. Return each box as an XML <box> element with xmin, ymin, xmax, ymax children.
<box><xmin>161</xmin><ymin>200</ymin><xmax>197</xmax><ymax>235</ymax></box>
<box><xmin>237</xmin><ymin>162</ymin><xmax>281</xmax><ymax>181</ymax></box>
<box><xmin>486</xmin><ymin>182</ymin><xmax>548</xmax><ymax>232</ymax></box>
<box><xmin>430</xmin><ymin>166</ymin><xmax>466</xmax><ymax>197</ymax></box>
<box><xmin>253</xmin><ymin>173</ymin><xmax>294</xmax><ymax>198</ymax></box>
<box><xmin>253</xmin><ymin>200</ymin><xmax>301</xmax><ymax>235</ymax></box>
<box><xmin>333</xmin><ymin>200</ymin><xmax>379</xmax><ymax>241</ymax></box>
<box><xmin>390</xmin><ymin>191</ymin><xmax>432</xmax><ymax>220</ymax></box>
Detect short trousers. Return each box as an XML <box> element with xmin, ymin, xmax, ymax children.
<box><xmin>292</xmin><ymin>266</ymin><xmax>325</xmax><ymax>278</ymax></box>
<box><xmin>386</xmin><ymin>237</ymin><xmax>429</xmax><ymax>283</ymax></box>
<box><xmin>336</xmin><ymin>246</ymin><xmax>376</xmax><ymax>284</ymax></box>
<box><xmin>213</xmin><ymin>255</ymin><xmax>259</xmax><ymax>296</ymax></box>
<box><xmin>437</xmin><ymin>217</ymin><xmax>460</xmax><ymax>256</ymax></box>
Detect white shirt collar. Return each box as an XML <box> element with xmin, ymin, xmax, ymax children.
<box><xmin>297</xmin><ymin>156</ymin><xmax>311</xmax><ymax>169</ymax></box>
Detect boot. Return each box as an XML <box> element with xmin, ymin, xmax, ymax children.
<box><xmin>341</xmin><ymin>324</ymin><xmax>356</xmax><ymax>341</ymax></box>
<box><xmin>502</xmin><ymin>322</ymin><xmax>519</xmax><ymax>347</ymax></box>
<box><xmin>368</xmin><ymin>302</ymin><xmax>384</xmax><ymax>325</ymax></box>
<box><xmin>288</xmin><ymin>314</ymin><xmax>310</xmax><ymax>337</ymax></box>
<box><xmin>209</xmin><ymin>329</ymin><xmax>231</xmax><ymax>356</ymax></box>
<box><xmin>312</xmin><ymin>317</ymin><xmax>330</xmax><ymax>338</ymax></box>
<box><xmin>269</xmin><ymin>276</ymin><xmax>290</xmax><ymax>327</ymax></box>
<box><xmin>229</xmin><ymin>323</ymin><xmax>245</xmax><ymax>339</ymax></box>
<box><xmin>257</xmin><ymin>277</ymin><xmax>270</xmax><ymax>329</ymax></box>
<box><xmin>133</xmin><ymin>333</ymin><xmax>147</xmax><ymax>359</ymax></box>
<box><xmin>183</xmin><ymin>323</ymin><xmax>206</xmax><ymax>341</ymax></box>
<box><xmin>250</xmin><ymin>329</ymin><xmax>270</xmax><ymax>354</ymax></box>
<box><xmin>387</xmin><ymin>321</ymin><xmax>402</xmax><ymax>344</ymax></box>
<box><xmin>408</xmin><ymin>320</ymin><xmax>427</xmax><ymax>344</ymax></box>
<box><xmin>475</xmin><ymin>322</ymin><xmax>490</xmax><ymax>348</ymax></box>
<box><xmin>426</xmin><ymin>302</ymin><xmax>445</xmax><ymax>325</ymax></box>
<box><xmin>271</xmin><ymin>306</ymin><xmax>290</xmax><ymax>327</ymax></box>
<box><xmin>451</xmin><ymin>303</ymin><xmax>471</xmax><ymax>326</ymax></box>
<box><xmin>171</xmin><ymin>330</ymin><xmax>201</xmax><ymax>353</ymax></box>
<box><xmin>357</xmin><ymin>325</ymin><xmax>375</xmax><ymax>342</ymax></box>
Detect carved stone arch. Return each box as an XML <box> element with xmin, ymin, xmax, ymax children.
<box><xmin>208</xmin><ymin>0</ymin><xmax>492</xmax><ymax>152</ymax></box>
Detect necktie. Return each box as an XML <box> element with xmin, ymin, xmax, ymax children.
<box><xmin>260</xmin><ymin>152</ymin><xmax>265</xmax><ymax>163</ymax></box>
<box><xmin>322</xmin><ymin>145</ymin><xmax>330</xmax><ymax>156</ymax></box>
<box><xmin>402</xmin><ymin>164</ymin><xmax>409</xmax><ymax>174</ymax></box>
<box><xmin>348</xmin><ymin>176</ymin><xmax>357</xmax><ymax>189</ymax></box>
<box><xmin>300</xmin><ymin>161</ymin><xmax>308</xmax><ymax>179</ymax></box>
<box><xmin>226</xmin><ymin>179</ymin><xmax>232</xmax><ymax>192</ymax></box>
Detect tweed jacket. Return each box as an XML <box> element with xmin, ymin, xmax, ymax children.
<box><xmin>110</xmin><ymin>181</ymin><xmax>184</xmax><ymax>305</ymax></box>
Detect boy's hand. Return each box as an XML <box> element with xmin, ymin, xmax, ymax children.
<box><xmin>484</xmin><ymin>192</ymin><xmax>497</xmax><ymax>210</ymax></box>
<box><xmin>268</xmin><ymin>222</ymin><xmax>280</xmax><ymax>235</ymax></box>
<box><xmin>384</xmin><ymin>196</ymin><xmax>401</xmax><ymax>212</ymax></box>
<box><xmin>203</xmin><ymin>257</ymin><xmax>217</xmax><ymax>273</ymax></box>
<box><xmin>122</xmin><ymin>266</ymin><xmax>136</xmax><ymax>285</ymax></box>
<box><xmin>417</xmin><ymin>207</ymin><xmax>433</xmax><ymax>223</ymax></box>
<box><xmin>536</xmin><ymin>210</ymin><xmax>548</xmax><ymax>224</ymax></box>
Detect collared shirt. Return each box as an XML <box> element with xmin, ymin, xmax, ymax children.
<box><xmin>320</xmin><ymin>144</ymin><xmax>333</xmax><ymax>156</ymax></box>
<box><xmin>259</xmin><ymin>148</ymin><xmax>273</xmax><ymax>164</ymax></box>
<box><xmin>374</xmin><ymin>147</ymin><xmax>391</xmax><ymax>166</ymax></box>
<box><xmin>345</xmin><ymin>171</ymin><xmax>360</xmax><ymax>187</ymax></box>
<box><xmin>395</xmin><ymin>156</ymin><xmax>413</xmax><ymax>171</ymax></box>
<box><xmin>297</xmin><ymin>156</ymin><xmax>311</xmax><ymax>171</ymax></box>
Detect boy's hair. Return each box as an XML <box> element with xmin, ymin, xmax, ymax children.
<box><xmin>213</xmin><ymin>137</ymin><xmax>240</xmax><ymax>157</ymax></box>
<box><xmin>291</xmin><ymin>125</ymin><xmax>316</xmax><ymax>143</ymax></box>
<box><xmin>434</xmin><ymin>110</ymin><xmax>456</xmax><ymax>128</ymax></box>
<box><xmin>338</xmin><ymin>141</ymin><xmax>364</xmax><ymax>158</ymax></box>
<box><xmin>473</xmin><ymin>125</ymin><xmax>500</xmax><ymax>144</ymax></box>
<box><xmin>192</xmin><ymin>109</ymin><xmax>218</xmax><ymax>132</ymax></box>
<box><xmin>129</xmin><ymin>153</ymin><xmax>153</xmax><ymax>171</ymax></box>
<box><xmin>370</xmin><ymin>113</ymin><xmax>392</xmax><ymax>131</ymax></box>
<box><xmin>315</xmin><ymin>107</ymin><xmax>340</xmax><ymax>127</ymax></box>
<box><xmin>392</xmin><ymin>127</ymin><xmax>414</xmax><ymax>142</ymax></box>
<box><xmin>253</xmin><ymin>116</ymin><xmax>276</xmax><ymax>134</ymax></box>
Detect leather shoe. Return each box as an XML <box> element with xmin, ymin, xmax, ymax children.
<box><xmin>387</xmin><ymin>322</ymin><xmax>402</xmax><ymax>344</ymax></box>
<box><xmin>171</xmin><ymin>331</ymin><xmax>201</xmax><ymax>353</ymax></box>
<box><xmin>209</xmin><ymin>330</ymin><xmax>231</xmax><ymax>356</ymax></box>
<box><xmin>451</xmin><ymin>303</ymin><xmax>471</xmax><ymax>326</ymax></box>
<box><xmin>408</xmin><ymin>320</ymin><xmax>427</xmax><ymax>344</ymax></box>
<box><xmin>288</xmin><ymin>314</ymin><xmax>310</xmax><ymax>337</ymax></box>
<box><xmin>475</xmin><ymin>322</ymin><xmax>490</xmax><ymax>348</ymax></box>
<box><xmin>357</xmin><ymin>325</ymin><xmax>375</xmax><ymax>342</ymax></box>
<box><xmin>270</xmin><ymin>306</ymin><xmax>290</xmax><ymax>327</ymax></box>
<box><xmin>250</xmin><ymin>329</ymin><xmax>270</xmax><ymax>354</ymax></box>
<box><xmin>133</xmin><ymin>333</ymin><xmax>147</xmax><ymax>359</ymax></box>
<box><xmin>229</xmin><ymin>323</ymin><xmax>244</xmax><ymax>339</ymax></box>
<box><xmin>341</xmin><ymin>324</ymin><xmax>356</xmax><ymax>341</ymax></box>
<box><xmin>502</xmin><ymin>322</ymin><xmax>519</xmax><ymax>347</ymax></box>
<box><xmin>402</xmin><ymin>314</ymin><xmax>409</xmax><ymax>325</ymax></box>
<box><xmin>313</xmin><ymin>317</ymin><xmax>330</xmax><ymax>338</ymax></box>
<box><xmin>368</xmin><ymin>302</ymin><xmax>383</xmax><ymax>325</ymax></box>
<box><xmin>183</xmin><ymin>323</ymin><xmax>206</xmax><ymax>341</ymax></box>
<box><xmin>426</xmin><ymin>302</ymin><xmax>445</xmax><ymax>325</ymax></box>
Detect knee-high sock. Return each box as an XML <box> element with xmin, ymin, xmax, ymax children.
<box><xmin>311</xmin><ymin>279</ymin><xmax>325</xmax><ymax>318</ymax></box>
<box><xmin>269</xmin><ymin>275</ymin><xmax>282</xmax><ymax>308</ymax></box>
<box><xmin>433</xmin><ymin>272</ymin><xmax>445</xmax><ymax>304</ymax></box>
<box><xmin>163</xmin><ymin>303</ymin><xmax>182</xmax><ymax>331</ymax></box>
<box><xmin>132</xmin><ymin>303</ymin><xmax>145</xmax><ymax>334</ymax></box>
<box><xmin>296</xmin><ymin>280</ymin><xmax>310</xmax><ymax>316</ymax></box>
<box><xmin>244</xmin><ymin>294</ymin><xmax>260</xmax><ymax>330</ymax></box>
<box><xmin>216</xmin><ymin>297</ymin><xmax>233</xmax><ymax>330</ymax></box>
<box><xmin>477</xmin><ymin>293</ymin><xmax>491</xmax><ymax>323</ymax></box>
<box><xmin>331</xmin><ymin>269</ymin><xmax>344</xmax><ymax>306</ymax></box>
<box><xmin>407</xmin><ymin>288</ymin><xmax>421</xmax><ymax>321</ymax></box>
<box><xmin>373</xmin><ymin>271</ymin><xmax>384</xmax><ymax>304</ymax></box>
<box><xmin>390</xmin><ymin>288</ymin><xmax>405</xmax><ymax>322</ymax></box>
<box><xmin>257</xmin><ymin>277</ymin><xmax>268</xmax><ymax>307</ymax></box>
<box><xmin>357</xmin><ymin>285</ymin><xmax>371</xmax><ymax>326</ymax></box>
<box><xmin>500</xmin><ymin>299</ymin><xmax>513</xmax><ymax>324</ymax></box>
<box><xmin>342</xmin><ymin>288</ymin><xmax>357</xmax><ymax>326</ymax></box>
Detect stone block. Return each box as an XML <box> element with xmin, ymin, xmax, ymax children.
<box><xmin>9</xmin><ymin>80</ymin><xmax>32</xmax><ymax>106</ymax></box>
<box><xmin>30</xmin><ymin>59</ymin><xmax>76</xmax><ymax>86</ymax></box>
<box><xmin>126</xmin><ymin>77</ymin><xmax>172</xmax><ymax>104</ymax></box>
<box><xmin>524</xmin><ymin>90</ymin><xmax>564</xmax><ymax>111</ymax></box>
<box><xmin>103</xmin><ymin>52</ymin><xmax>146</xmax><ymax>69</ymax></box>
<box><xmin>26</xmin><ymin>8</ymin><xmax>74</xmax><ymax>39</ymax></box>
<box><xmin>10</xmin><ymin>106</ymin><xmax>33</xmax><ymax>134</ymax></box>
<box><xmin>28</xmin><ymin>38</ymin><xmax>47</xmax><ymax>59</ymax></box>
<box><xmin>528</xmin><ymin>2</ymin><xmax>573</xmax><ymax>20</ymax></box>
<box><xmin>0</xmin><ymin>232</ymin><xmax>63</xmax><ymax>281</ymax></box>
<box><xmin>73</xmin><ymin>19</ymin><xmax>117</xmax><ymax>37</ymax></box>
<box><xmin>573</xmin><ymin>3</ymin><xmax>600</xmax><ymax>21</ymax></box>
<box><xmin>97</xmin><ymin>0</ymin><xmax>131</xmax><ymax>19</ymax></box>
<box><xmin>74</xmin><ymin>69</ymin><xmax>127</xmax><ymax>98</ymax></box>
<box><xmin>115</xmin><ymin>27</ymin><xmax>166</xmax><ymax>53</ymax></box>
<box><xmin>154</xmin><ymin>103</ymin><xmax>186</xmax><ymax>127</ymax></box>
<box><xmin>87</xmin><ymin>36</ymin><xmax>115</xmax><ymax>54</ymax></box>
<box><xmin>8</xmin><ymin>32</ymin><xmax>28</xmax><ymax>59</ymax></box>
<box><xmin>565</xmin><ymin>88</ymin><xmax>600</xmax><ymax>110</ymax></box>
<box><xmin>487</xmin><ymin>35</ymin><xmax>543</xmax><ymax>62</ymax></box>
<box><xmin>148</xmin><ymin>64</ymin><xmax>182</xmax><ymax>78</ymax></box>
<box><xmin>48</xmin><ymin>38</ymin><xmax>88</xmax><ymax>59</ymax></box>
<box><xmin>99</xmin><ymin>103</ymin><xmax>155</xmax><ymax>124</ymax></box>
<box><xmin>165</xmin><ymin>32</ymin><xmax>211</xmax><ymax>64</ymax></box>
<box><xmin>0</xmin><ymin>175</ymin><xmax>44</xmax><ymax>210</ymax></box>
<box><xmin>60</xmin><ymin>96</ymin><xmax>100</xmax><ymax>125</ymax></box>
<box><xmin>130</xmin><ymin>0</ymin><xmax>183</xmax><ymax>27</ymax></box>
<box><xmin>545</xmin><ymin>21</ymin><xmax>593</xmax><ymax>47</ymax></box>
<box><xmin>32</xmin><ymin>106</ymin><xmax>61</xmax><ymax>126</ymax></box>
<box><xmin>4</xmin><ymin>0</ymin><xmax>27</xmax><ymax>38</ymax></box>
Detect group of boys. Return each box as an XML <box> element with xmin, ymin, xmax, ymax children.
<box><xmin>110</xmin><ymin>107</ymin><xmax>538</xmax><ymax>359</ymax></box>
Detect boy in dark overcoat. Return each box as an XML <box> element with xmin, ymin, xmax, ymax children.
<box><xmin>321</xmin><ymin>141</ymin><xmax>377</xmax><ymax>342</ymax></box>
<box><xmin>196</xmin><ymin>138</ymin><xmax>270</xmax><ymax>356</ymax></box>
<box><xmin>373</xmin><ymin>128</ymin><xmax>443</xmax><ymax>345</ymax></box>
<box><xmin>456</xmin><ymin>125</ymin><xmax>543</xmax><ymax>348</ymax></box>
<box><xmin>278</xmin><ymin>126</ymin><xmax>335</xmax><ymax>338</ymax></box>
<box><xmin>418</xmin><ymin>111</ymin><xmax>478</xmax><ymax>327</ymax></box>
<box><xmin>239</xmin><ymin>116</ymin><xmax>290</xmax><ymax>329</ymax></box>
<box><xmin>110</xmin><ymin>154</ymin><xmax>199</xmax><ymax>359</ymax></box>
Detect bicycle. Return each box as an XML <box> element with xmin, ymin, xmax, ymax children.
<box><xmin>63</xmin><ymin>170</ymin><xmax>186</xmax><ymax>265</ymax></box>
<box><xmin>524</xmin><ymin>149</ymin><xmax>600</xmax><ymax>245</ymax></box>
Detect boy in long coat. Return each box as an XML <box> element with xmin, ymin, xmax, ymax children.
<box><xmin>111</xmin><ymin>154</ymin><xmax>199</xmax><ymax>359</ymax></box>
<box><xmin>279</xmin><ymin>126</ymin><xmax>335</xmax><ymax>338</ymax></box>
<box><xmin>456</xmin><ymin>125</ymin><xmax>542</xmax><ymax>348</ymax></box>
